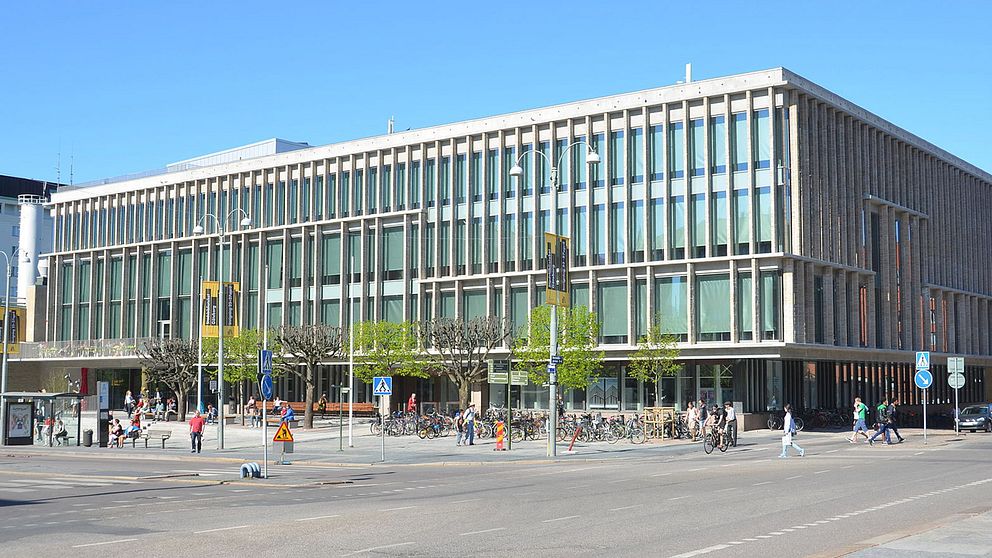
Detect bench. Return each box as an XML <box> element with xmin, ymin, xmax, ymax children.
<box><xmin>132</xmin><ymin>429</ymin><xmax>172</xmax><ymax>449</ymax></box>
<box><xmin>265</xmin><ymin>418</ymin><xmax>301</xmax><ymax>429</ymax></box>
<box><xmin>320</xmin><ymin>402</ymin><xmax>376</xmax><ymax>417</ymax></box>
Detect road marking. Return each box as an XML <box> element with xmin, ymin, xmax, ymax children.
<box><xmin>752</xmin><ymin>481</ymin><xmax>772</xmax><ymax>486</ymax></box>
<box><xmin>650</xmin><ymin>472</ymin><xmax>672</xmax><ymax>477</ymax></box>
<box><xmin>380</xmin><ymin>506</ymin><xmax>416</xmax><ymax>512</ymax></box>
<box><xmin>688</xmin><ymin>468</ymin><xmax>706</xmax><ymax>472</ymax></box>
<box><xmin>670</xmin><ymin>543</ymin><xmax>730</xmax><ymax>557</ymax></box>
<box><xmin>914</xmin><ymin>451</ymin><xmax>925</xmax><ymax>455</ymax></box>
<box><xmin>667</xmin><ymin>495</ymin><xmax>688</xmax><ymax>501</ymax></box>
<box><xmin>609</xmin><ymin>504</ymin><xmax>642</xmax><ymax>512</ymax></box>
<box><xmin>296</xmin><ymin>515</ymin><xmax>340</xmax><ymax>522</ymax></box>
<box><xmin>608</xmin><ymin>478</ymin><xmax>632</xmax><ymax>484</ymax></box>
<box><xmin>786</xmin><ymin>475</ymin><xmax>802</xmax><ymax>480</ymax></box>
<box><xmin>194</xmin><ymin>525</ymin><xmax>250</xmax><ymax>534</ymax></box>
<box><xmin>769</xmin><ymin>531</ymin><xmax>785</xmax><ymax>535</ymax></box>
<box><xmin>543</xmin><ymin>515</ymin><xmax>580</xmax><ymax>523</ymax></box>
<box><xmin>340</xmin><ymin>542</ymin><xmax>415</xmax><ymax>556</ymax></box>
<box><xmin>459</xmin><ymin>527</ymin><xmax>505</xmax><ymax>536</ymax></box>
<box><xmin>814</xmin><ymin>470</ymin><xmax>830</xmax><ymax>475</ymax></box>
<box><xmin>825</xmin><ymin>449</ymin><xmax>839</xmax><ymax>453</ymax></box>
<box><xmin>450</xmin><ymin>499</ymin><xmax>480</xmax><ymax>504</ymax></box>
<box><xmin>716</xmin><ymin>487</ymin><xmax>737</xmax><ymax>492</ymax></box>
<box><xmin>73</xmin><ymin>538</ymin><xmax>138</xmax><ymax>548</ymax></box>
<box><xmin>840</xmin><ymin>465</ymin><xmax>855</xmax><ymax>469</ymax></box>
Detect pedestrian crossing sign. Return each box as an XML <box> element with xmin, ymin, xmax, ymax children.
<box><xmin>916</xmin><ymin>351</ymin><xmax>930</xmax><ymax>370</ymax></box>
<box><xmin>373</xmin><ymin>376</ymin><xmax>393</xmax><ymax>396</ymax></box>
<box><xmin>272</xmin><ymin>422</ymin><xmax>294</xmax><ymax>442</ymax></box>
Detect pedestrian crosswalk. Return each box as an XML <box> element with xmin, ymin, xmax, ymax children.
<box><xmin>0</xmin><ymin>477</ymin><xmax>140</xmax><ymax>493</ymax></box>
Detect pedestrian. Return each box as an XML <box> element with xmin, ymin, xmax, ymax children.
<box><xmin>685</xmin><ymin>401</ymin><xmax>697</xmax><ymax>441</ymax></box>
<box><xmin>849</xmin><ymin>396</ymin><xmax>870</xmax><ymax>443</ymax></box>
<box><xmin>273</xmin><ymin>396</ymin><xmax>283</xmax><ymax>415</ymax></box>
<box><xmin>723</xmin><ymin>401</ymin><xmax>738</xmax><ymax>447</ymax></box>
<box><xmin>318</xmin><ymin>394</ymin><xmax>328</xmax><ymax>418</ymax></box>
<box><xmin>407</xmin><ymin>393</ymin><xmax>418</xmax><ymax>415</ymax></box>
<box><xmin>205</xmin><ymin>404</ymin><xmax>216</xmax><ymax>424</ymax></box>
<box><xmin>463</xmin><ymin>403</ymin><xmax>477</xmax><ymax>445</ymax></box>
<box><xmin>697</xmin><ymin>399</ymin><xmax>708</xmax><ymax>439</ymax></box>
<box><xmin>124</xmin><ymin>390</ymin><xmax>134</xmax><ymax>417</ymax></box>
<box><xmin>887</xmin><ymin>399</ymin><xmax>905</xmax><ymax>443</ymax></box>
<box><xmin>455</xmin><ymin>410</ymin><xmax>465</xmax><ymax>446</ymax></box>
<box><xmin>189</xmin><ymin>411</ymin><xmax>206</xmax><ymax>453</ymax></box>
<box><xmin>779</xmin><ymin>404</ymin><xmax>804</xmax><ymax>458</ymax></box>
<box><xmin>247</xmin><ymin>396</ymin><xmax>258</xmax><ymax>428</ymax></box>
<box><xmin>868</xmin><ymin>398</ymin><xmax>891</xmax><ymax>446</ymax></box>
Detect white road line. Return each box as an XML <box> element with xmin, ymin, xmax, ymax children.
<box><xmin>450</xmin><ymin>499</ymin><xmax>480</xmax><ymax>504</ymax></box>
<box><xmin>340</xmin><ymin>542</ymin><xmax>415</xmax><ymax>556</ymax></box>
<box><xmin>716</xmin><ymin>487</ymin><xmax>737</xmax><ymax>492</ymax></box>
<box><xmin>459</xmin><ymin>527</ymin><xmax>506</xmax><ymax>536</ymax></box>
<box><xmin>786</xmin><ymin>475</ymin><xmax>802</xmax><ymax>480</ymax></box>
<box><xmin>609</xmin><ymin>504</ymin><xmax>642</xmax><ymax>512</ymax></box>
<box><xmin>814</xmin><ymin>470</ymin><xmax>830</xmax><ymax>475</ymax></box>
<box><xmin>194</xmin><ymin>525</ymin><xmax>250</xmax><ymax>534</ymax></box>
<box><xmin>825</xmin><ymin>449</ymin><xmax>839</xmax><ymax>453</ymax></box>
<box><xmin>73</xmin><ymin>538</ymin><xmax>138</xmax><ymax>548</ymax></box>
<box><xmin>752</xmin><ymin>481</ymin><xmax>772</xmax><ymax>486</ymax></box>
<box><xmin>380</xmin><ymin>506</ymin><xmax>416</xmax><ymax>512</ymax></box>
<box><xmin>914</xmin><ymin>451</ymin><xmax>925</xmax><ymax>455</ymax></box>
<box><xmin>542</xmin><ymin>515</ymin><xmax>580</xmax><ymax>523</ymax></box>
<box><xmin>650</xmin><ymin>472</ymin><xmax>672</xmax><ymax>477</ymax></box>
<box><xmin>769</xmin><ymin>531</ymin><xmax>785</xmax><ymax>535</ymax></box>
<box><xmin>669</xmin><ymin>543</ymin><xmax>731</xmax><ymax>557</ymax></box>
<box><xmin>668</xmin><ymin>496</ymin><xmax>688</xmax><ymax>501</ymax></box>
<box><xmin>296</xmin><ymin>515</ymin><xmax>340</xmax><ymax>522</ymax></box>
<box><xmin>608</xmin><ymin>478</ymin><xmax>631</xmax><ymax>484</ymax></box>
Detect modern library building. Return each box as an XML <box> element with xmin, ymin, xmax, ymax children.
<box><xmin>17</xmin><ymin>67</ymin><xmax>992</xmax><ymax>417</ymax></box>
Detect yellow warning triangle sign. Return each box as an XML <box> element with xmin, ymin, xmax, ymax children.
<box><xmin>272</xmin><ymin>422</ymin><xmax>294</xmax><ymax>442</ymax></box>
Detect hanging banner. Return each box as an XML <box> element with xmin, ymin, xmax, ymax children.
<box><xmin>544</xmin><ymin>233</ymin><xmax>570</xmax><ymax>307</ymax></box>
<box><xmin>0</xmin><ymin>308</ymin><xmax>26</xmax><ymax>354</ymax></box>
<box><xmin>201</xmin><ymin>281</ymin><xmax>240</xmax><ymax>338</ymax></box>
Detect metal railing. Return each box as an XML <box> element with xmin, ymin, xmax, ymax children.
<box><xmin>16</xmin><ymin>338</ymin><xmax>157</xmax><ymax>360</ymax></box>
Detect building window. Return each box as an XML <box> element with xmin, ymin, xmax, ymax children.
<box><xmin>440</xmin><ymin>157</ymin><xmax>451</xmax><ymax>206</ymax></box>
<box><xmin>425</xmin><ymin>159</ymin><xmax>436</xmax><ymax>208</ymax></box>
<box><xmin>321</xmin><ymin>234</ymin><xmax>341</xmax><ymax>285</ymax></box>
<box><xmin>753</xmin><ymin>109</ymin><xmax>770</xmax><ymax>169</ymax></box>
<box><xmin>520</xmin><ymin>213</ymin><xmax>533</xmax><ymax>270</ymax></box>
<box><xmin>598</xmin><ymin>282</ymin><xmax>628</xmax><ymax>344</ymax></box>
<box><xmin>690</xmin><ymin>193</ymin><xmax>706</xmax><ymax>258</ymax></box>
<box><xmin>655</xmin><ymin>276</ymin><xmax>687</xmax><ymax>341</ymax></box>
<box><xmin>712</xmin><ymin>190</ymin><xmax>728</xmax><ymax>257</ymax></box>
<box><xmin>592</xmin><ymin>133</ymin><xmax>605</xmax><ymax>188</ymax></box>
<box><xmin>486</xmin><ymin>149</ymin><xmax>498</xmax><ymax>200</ymax></box>
<box><xmin>669</xmin><ymin>122</ymin><xmax>684</xmax><ymax>179</ymax></box>
<box><xmin>503</xmin><ymin>147</ymin><xmax>516</xmax><ymax>198</ymax></box>
<box><xmin>649</xmin><ymin>125</ymin><xmax>664</xmax><ymax>182</ymax></box>
<box><xmin>630</xmin><ymin>200</ymin><xmax>645</xmax><ymax>263</ymax></box>
<box><xmin>410</xmin><ymin>161</ymin><xmax>420</xmax><ymax>208</ymax></box>
<box><xmin>521</xmin><ymin>144</ymin><xmax>533</xmax><ymax>196</ymax></box>
<box><xmin>395</xmin><ymin>163</ymin><xmax>406</xmax><ymax>210</ymax></box>
<box><xmin>710</xmin><ymin>115</ymin><xmax>726</xmax><ymax>174</ymax></box>
<box><xmin>734</xmin><ymin>189</ymin><xmax>750</xmax><ymax>255</ymax></box>
<box><xmin>502</xmin><ymin>215</ymin><xmax>515</xmax><ymax>271</ymax></box>
<box><xmin>732</xmin><ymin>112</ymin><xmax>748</xmax><ymax>172</ymax></box>
<box><xmin>382</xmin><ymin>228</ymin><xmax>403</xmax><ymax>281</ymax></box>
<box><xmin>697</xmin><ymin>274</ymin><xmax>731</xmax><ymax>341</ymax></box>
<box><xmin>555</xmin><ymin>139</ymin><xmax>569</xmax><ymax>192</ymax></box>
<box><xmin>573</xmin><ymin>135</ymin><xmax>587</xmax><ymax>190</ymax></box>
<box><xmin>610</xmin><ymin>202</ymin><xmax>625</xmax><ymax>263</ymax></box>
<box><xmin>538</xmin><ymin>142</ymin><xmax>550</xmax><ymax>194</ymax></box>
<box><xmin>756</xmin><ymin>186</ymin><xmax>772</xmax><ymax>253</ymax></box>
<box><xmin>366</xmin><ymin>168</ymin><xmax>377</xmax><ymax>213</ymax></box>
<box><xmin>690</xmin><ymin>119</ymin><xmax>705</xmax><ymax>177</ymax></box>
<box><xmin>469</xmin><ymin>152</ymin><xmax>481</xmax><ymax>202</ymax></box>
<box><xmin>760</xmin><ymin>271</ymin><xmax>780</xmax><ymax>340</ymax></box>
<box><xmin>670</xmin><ymin>195</ymin><xmax>685</xmax><ymax>260</ymax></box>
<box><xmin>630</xmin><ymin>127</ymin><xmax>644</xmax><ymax>184</ymax></box>
<box><xmin>738</xmin><ymin>272</ymin><xmax>753</xmax><ymax>341</ymax></box>
<box><xmin>592</xmin><ymin>204</ymin><xmax>606</xmax><ymax>265</ymax></box>
<box><xmin>610</xmin><ymin>131</ymin><xmax>625</xmax><ymax>186</ymax></box>
<box><xmin>573</xmin><ymin>206</ymin><xmax>587</xmax><ymax>267</ymax></box>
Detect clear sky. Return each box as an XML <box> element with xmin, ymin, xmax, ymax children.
<box><xmin>2</xmin><ymin>1</ymin><xmax>990</xmax><ymax>184</ymax></box>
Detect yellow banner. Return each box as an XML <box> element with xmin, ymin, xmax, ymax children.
<box><xmin>0</xmin><ymin>308</ymin><xmax>25</xmax><ymax>354</ymax></box>
<box><xmin>544</xmin><ymin>233</ymin><xmax>570</xmax><ymax>308</ymax></box>
<box><xmin>201</xmin><ymin>281</ymin><xmax>240</xmax><ymax>338</ymax></box>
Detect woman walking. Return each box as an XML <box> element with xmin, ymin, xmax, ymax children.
<box><xmin>779</xmin><ymin>403</ymin><xmax>804</xmax><ymax>458</ymax></box>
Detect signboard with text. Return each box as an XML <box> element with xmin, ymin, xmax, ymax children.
<box><xmin>0</xmin><ymin>308</ymin><xmax>26</xmax><ymax>354</ymax></box>
<box><xmin>544</xmin><ymin>233</ymin><xmax>570</xmax><ymax>307</ymax></box>
<box><xmin>201</xmin><ymin>281</ymin><xmax>240</xmax><ymax>338</ymax></box>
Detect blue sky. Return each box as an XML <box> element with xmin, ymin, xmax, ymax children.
<box><xmin>2</xmin><ymin>1</ymin><xmax>990</xmax><ymax>184</ymax></box>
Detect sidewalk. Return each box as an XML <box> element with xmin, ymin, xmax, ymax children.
<box><xmin>12</xmin><ymin>419</ymin><xmax>972</xmax><ymax>468</ymax></box>
<box><xmin>845</xmin><ymin>508</ymin><xmax>992</xmax><ymax>557</ymax></box>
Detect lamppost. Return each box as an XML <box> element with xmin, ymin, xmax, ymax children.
<box><xmin>0</xmin><ymin>248</ymin><xmax>27</xmax><ymax>443</ymax></box>
<box><xmin>193</xmin><ymin>209</ymin><xmax>251</xmax><ymax>450</ymax></box>
<box><xmin>509</xmin><ymin>142</ymin><xmax>599</xmax><ymax>458</ymax></box>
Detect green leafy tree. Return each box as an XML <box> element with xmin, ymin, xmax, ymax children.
<box><xmin>352</xmin><ymin>320</ymin><xmax>426</xmax><ymax>384</ymax></box>
<box><xmin>627</xmin><ymin>323</ymin><xmax>682</xmax><ymax>404</ymax></box>
<box><xmin>512</xmin><ymin>305</ymin><xmax>604</xmax><ymax>391</ymax></box>
<box><xmin>202</xmin><ymin>329</ymin><xmax>269</xmax><ymax>384</ymax></box>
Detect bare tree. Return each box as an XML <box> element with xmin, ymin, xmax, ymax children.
<box><xmin>274</xmin><ymin>324</ymin><xmax>345</xmax><ymax>429</ymax></box>
<box><xmin>421</xmin><ymin>317</ymin><xmax>513</xmax><ymax>409</ymax></box>
<box><xmin>137</xmin><ymin>337</ymin><xmax>199</xmax><ymax>422</ymax></box>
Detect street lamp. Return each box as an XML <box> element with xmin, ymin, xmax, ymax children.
<box><xmin>509</xmin><ymin>141</ymin><xmax>599</xmax><ymax>458</ymax></box>
<box><xmin>193</xmin><ymin>210</ymin><xmax>252</xmax><ymax>450</ymax></box>
<box><xmin>0</xmin><ymin>248</ymin><xmax>28</xmax><ymax>443</ymax></box>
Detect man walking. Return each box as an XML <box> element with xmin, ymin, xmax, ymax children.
<box><xmin>849</xmin><ymin>396</ymin><xmax>870</xmax><ymax>443</ymax></box>
<box><xmin>868</xmin><ymin>398</ymin><xmax>891</xmax><ymax>446</ymax></box>
<box><xmin>723</xmin><ymin>401</ymin><xmax>738</xmax><ymax>447</ymax></box>
<box><xmin>887</xmin><ymin>399</ymin><xmax>905</xmax><ymax>443</ymax></box>
<box><xmin>189</xmin><ymin>411</ymin><xmax>206</xmax><ymax>454</ymax></box>
<box><xmin>779</xmin><ymin>403</ymin><xmax>804</xmax><ymax>458</ymax></box>
<box><xmin>463</xmin><ymin>403</ymin><xmax>477</xmax><ymax>446</ymax></box>
<box><xmin>697</xmin><ymin>399</ymin><xmax>708</xmax><ymax>440</ymax></box>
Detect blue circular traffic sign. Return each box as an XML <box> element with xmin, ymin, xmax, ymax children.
<box><xmin>260</xmin><ymin>374</ymin><xmax>274</xmax><ymax>400</ymax></box>
<box><xmin>914</xmin><ymin>369</ymin><xmax>933</xmax><ymax>390</ymax></box>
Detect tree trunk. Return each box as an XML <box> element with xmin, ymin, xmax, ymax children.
<box><xmin>655</xmin><ymin>380</ymin><xmax>661</xmax><ymax>407</ymax></box>
<box><xmin>304</xmin><ymin>364</ymin><xmax>315</xmax><ymax>429</ymax></box>
<box><xmin>457</xmin><ymin>378</ymin><xmax>471</xmax><ymax>410</ymax></box>
<box><xmin>177</xmin><ymin>389</ymin><xmax>188</xmax><ymax>422</ymax></box>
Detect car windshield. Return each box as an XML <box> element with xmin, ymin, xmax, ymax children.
<box><xmin>961</xmin><ymin>406</ymin><xmax>986</xmax><ymax>415</ymax></box>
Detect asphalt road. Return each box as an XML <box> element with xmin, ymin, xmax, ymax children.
<box><xmin>1</xmin><ymin>431</ymin><xmax>989</xmax><ymax>557</ymax></box>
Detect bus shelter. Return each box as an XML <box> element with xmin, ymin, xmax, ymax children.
<box><xmin>2</xmin><ymin>392</ymin><xmax>84</xmax><ymax>446</ymax></box>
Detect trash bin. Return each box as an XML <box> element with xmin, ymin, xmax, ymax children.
<box><xmin>82</xmin><ymin>429</ymin><xmax>93</xmax><ymax>447</ymax></box>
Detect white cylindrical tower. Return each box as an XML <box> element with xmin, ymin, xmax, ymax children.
<box><xmin>17</xmin><ymin>194</ymin><xmax>46</xmax><ymax>303</ymax></box>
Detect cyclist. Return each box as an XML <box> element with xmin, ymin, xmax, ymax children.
<box><xmin>704</xmin><ymin>405</ymin><xmax>726</xmax><ymax>448</ymax></box>
<box><xmin>723</xmin><ymin>401</ymin><xmax>738</xmax><ymax>447</ymax></box>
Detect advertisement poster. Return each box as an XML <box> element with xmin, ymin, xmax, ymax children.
<box><xmin>6</xmin><ymin>402</ymin><xmax>33</xmax><ymax>444</ymax></box>
<box><xmin>201</xmin><ymin>281</ymin><xmax>240</xmax><ymax>338</ymax></box>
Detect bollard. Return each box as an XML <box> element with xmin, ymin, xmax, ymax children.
<box><xmin>240</xmin><ymin>462</ymin><xmax>261</xmax><ymax>478</ymax></box>
<box><xmin>494</xmin><ymin>420</ymin><xmax>506</xmax><ymax>451</ymax></box>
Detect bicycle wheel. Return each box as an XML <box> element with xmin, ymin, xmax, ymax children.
<box><xmin>768</xmin><ymin>417</ymin><xmax>782</xmax><ymax>430</ymax></box>
<box><xmin>510</xmin><ymin>428</ymin><xmax>524</xmax><ymax>443</ymax></box>
<box><xmin>703</xmin><ymin>434</ymin><xmax>715</xmax><ymax>454</ymax></box>
<box><xmin>630</xmin><ymin>429</ymin><xmax>646</xmax><ymax>444</ymax></box>
<box><xmin>418</xmin><ymin>427</ymin><xmax>429</xmax><ymax>439</ymax></box>
<box><xmin>606</xmin><ymin>428</ymin><xmax>619</xmax><ymax>444</ymax></box>
<box><xmin>718</xmin><ymin>435</ymin><xmax>729</xmax><ymax>452</ymax></box>
<box><xmin>370</xmin><ymin>422</ymin><xmax>382</xmax><ymax>436</ymax></box>
<box><xmin>795</xmin><ymin>417</ymin><xmax>805</xmax><ymax>432</ymax></box>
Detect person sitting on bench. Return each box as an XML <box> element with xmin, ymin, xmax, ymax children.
<box><xmin>53</xmin><ymin>420</ymin><xmax>69</xmax><ymax>445</ymax></box>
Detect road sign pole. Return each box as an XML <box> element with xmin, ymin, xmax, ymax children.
<box><xmin>380</xmin><ymin>396</ymin><xmax>385</xmax><ymax>462</ymax></box>
<box><xmin>549</xmin><ymin>303</ymin><xmax>557</xmax><ymax>458</ymax></box>
<box><xmin>339</xmin><ymin>385</ymin><xmax>344</xmax><ymax>452</ymax></box>
<box><xmin>954</xmin><ymin>383</ymin><xmax>959</xmax><ymax>434</ymax></box>
<box><xmin>506</xmin><ymin>375</ymin><xmax>511</xmax><ymax>451</ymax></box>
<box><xmin>923</xmin><ymin>396</ymin><xmax>927</xmax><ymax>445</ymax></box>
